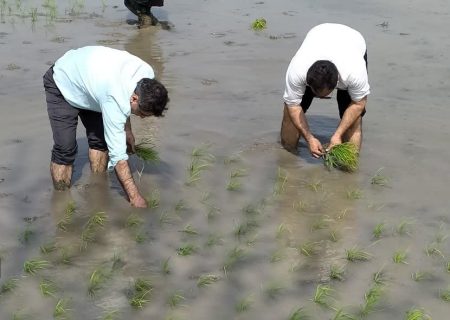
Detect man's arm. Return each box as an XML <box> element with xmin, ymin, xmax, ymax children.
<box><xmin>329</xmin><ymin>96</ymin><xmax>367</xmax><ymax>148</ymax></box>
<box><xmin>286</xmin><ymin>104</ymin><xmax>324</xmax><ymax>158</ymax></box>
<box><xmin>115</xmin><ymin>160</ymin><xmax>147</xmax><ymax>208</ymax></box>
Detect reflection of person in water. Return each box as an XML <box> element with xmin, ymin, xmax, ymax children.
<box><xmin>124</xmin><ymin>0</ymin><xmax>164</xmax><ymax>28</ymax></box>
<box><xmin>280</xmin><ymin>23</ymin><xmax>370</xmax><ymax>158</ymax></box>
<box><xmin>43</xmin><ymin>46</ymin><xmax>169</xmax><ymax>208</ymax></box>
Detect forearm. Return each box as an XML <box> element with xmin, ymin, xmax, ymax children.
<box><xmin>115</xmin><ymin>160</ymin><xmax>142</xmax><ymax>202</ymax></box>
<box><xmin>286</xmin><ymin>104</ymin><xmax>314</xmax><ymax>142</ymax></box>
<box><xmin>334</xmin><ymin>98</ymin><xmax>366</xmax><ymax>138</ymax></box>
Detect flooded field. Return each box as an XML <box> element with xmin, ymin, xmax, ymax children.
<box><xmin>0</xmin><ymin>0</ymin><xmax>449</xmax><ymax>319</ymax></box>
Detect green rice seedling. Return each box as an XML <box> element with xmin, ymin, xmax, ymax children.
<box><xmin>58</xmin><ymin>246</ymin><xmax>73</xmax><ymax>265</ymax></box>
<box><xmin>345</xmin><ymin>246</ymin><xmax>371</xmax><ymax>262</ymax></box>
<box><xmin>223</xmin><ymin>247</ymin><xmax>246</xmax><ymax>273</ymax></box>
<box><xmin>405</xmin><ymin>308</ymin><xmax>431</xmax><ymax>320</ymax></box>
<box><xmin>411</xmin><ymin>271</ymin><xmax>433</xmax><ymax>282</ymax></box>
<box><xmin>270</xmin><ymin>249</ymin><xmax>285</xmax><ymax>263</ymax></box>
<box><xmin>23</xmin><ymin>259</ymin><xmax>50</xmax><ymax>274</ymax></box>
<box><xmin>312</xmin><ymin>284</ymin><xmax>334</xmax><ymax>308</ymax></box>
<box><xmin>230</xmin><ymin>168</ymin><xmax>247</xmax><ymax>178</ymax></box>
<box><xmin>54</xmin><ymin>298</ymin><xmax>70</xmax><ymax>319</ymax></box>
<box><xmin>373</xmin><ymin>222</ymin><xmax>385</xmax><ymax>239</ymax></box>
<box><xmin>126</xmin><ymin>213</ymin><xmax>143</xmax><ymax>229</ymax></box>
<box><xmin>130</xmin><ymin>278</ymin><xmax>152</xmax><ymax>308</ymax></box>
<box><xmin>1</xmin><ymin>277</ymin><xmax>19</xmax><ymax>294</ymax></box>
<box><xmin>146</xmin><ymin>189</ymin><xmax>160</xmax><ymax>209</ymax></box>
<box><xmin>30</xmin><ymin>7</ymin><xmax>37</xmax><ymax>23</ymax></box>
<box><xmin>360</xmin><ymin>284</ymin><xmax>384</xmax><ymax>316</ymax></box>
<box><xmin>393</xmin><ymin>250</ymin><xmax>408</xmax><ymax>264</ymax></box>
<box><xmin>111</xmin><ymin>253</ymin><xmax>125</xmax><ymax>271</ymax></box>
<box><xmin>370</xmin><ymin>168</ymin><xmax>389</xmax><ymax>186</ymax></box>
<box><xmin>425</xmin><ymin>242</ymin><xmax>444</xmax><ymax>258</ymax></box>
<box><xmin>330</xmin><ymin>264</ymin><xmax>346</xmax><ymax>281</ymax></box>
<box><xmin>39</xmin><ymin>279</ymin><xmax>57</xmax><ymax>297</ymax></box>
<box><xmin>224</xmin><ymin>153</ymin><xmax>242</xmax><ymax>164</ymax></box>
<box><xmin>311</xmin><ymin>215</ymin><xmax>333</xmax><ymax>231</ymax></box>
<box><xmin>88</xmin><ymin>267</ymin><xmax>110</xmax><ymax>297</ymax></box>
<box><xmin>18</xmin><ymin>227</ymin><xmax>34</xmax><ymax>245</ymax></box>
<box><xmin>293</xmin><ymin>199</ymin><xmax>309</xmax><ymax>213</ymax></box>
<box><xmin>288</xmin><ymin>307</ymin><xmax>310</xmax><ymax>320</ymax></box>
<box><xmin>273</xmin><ymin>167</ymin><xmax>288</xmax><ymax>196</ymax></box>
<box><xmin>197</xmin><ymin>274</ymin><xmax>220</xmax><ymax>287</ymax></box>
<box><xmin>40</xmin><ymin>242</ymin><xmax>57</xmax><ymax>255</ymax></box>
<box><xmin>174</xmin><ymin>200</ymin><xmax>187</xmax><ymax>213</ymax></box>
<box><xmin>134</xmin><ymin>231</ymin><xmax>147</xmax><ymax>244</ymax></box>
<box><xmin>251</xmin><ymin>18</ymin><xmax>266</xmax><ymax>31</ymax></box>
<box><xmin>176</xmin><ymin>244</ymin><xmax>197</xmax><ymax>256</ymax></box>
<box><xmin>57</xmin><ymin>201</ymin><xmax>76</xmax><ymax>231</ymax></box>
<box><xmin>335</xmin><ymin>208</ymin><xmax>350</xmax><ymax>221</ymax></box>
<box><xmin>100</xmin><ymin>310</ymin><xmax>119</xmax><ymax>320</ymax></box>
<box><xmin>11</xmin><ymin>311</ymin><xmax>30</xmax><ymax>320</ymax></box>
<box><xmin>159</xmin><ymin>211</ymin><xmax>174</xmax><ymax>226</ymax></box>
<box><xmin>373</xmin><ymin>268</ymin><xmax>388</xmax><ymax>285</ymax></box>
<box><xmin>234</xmin><ymin>219</ymin><xmax>258</xmax><ymax>239</ymax></box>
<box><xmin>307</xmin><ymin>180</ymin><xmax>323</xmax><ymax>192</ymax></box>
<box><xmin>276</xmin><ymin>223</ymin><xmax>290</xmax><ymax>239</ymax></box>
<box><xmin>191</xmin><ymin>144</ymin><xmax>215</xmax><ymax>161</ymax></box>
<box><xmin>439</xmin><ymin>288</ymin><xmax>450</xmax><ymax>302</ymax></box>
<box><xmin>323</xmin><ymin>142</ymin><xmax>359</xmax><ymax>172</ymax></box>
<box><xmin>396</xmin><ymin>219</ymin><xmax>415</xmax><ymax>236</ymax></box>
<box><xmin>333</xmin><ymin>308</ymin><xmax>356</xmax><ymax>320</ymax></box>
<box><xmin>243</xmin><ymin>203</ymin><xmax>262</xmax><ymax>217</ymax></box>
<box><xmin>226</xmin><ymin>177</ymin><xmax>242</xmax><ymax>191</ymax></box>
<box><xmin>135</xmin><ymin>143</ymin><xmax>159</xmax><ymax>162</ymax></box>
<box><xmin>346</xmin><ymin>188</ymin><xmax>363</xmax><ymax>200</ymax></box>
<box><xmin>134</xmin><ymin>278</ymin><xmax>152</xmax><ymax>293</ymax></box>
<box><xmin>179</xmin><ymin>224</ymin><xmax>198</xmax><ymax>236</ymax></box>
<box><xmin>167</xmin><ymin>290</ymin><xmax>185</xmax><ymax>308</ymax></box>
<box><xmin>206</xmin><ymin>234</ymin><xmax>224</xmax><ymax>247</ymax></box>
<box><xmin>235</xmin><ymin>295</ymin><xmax>253</xmax><ymax>312</ymax></box>
<box><xmin>329</xmin><ymin>229</ymin><xmax>341</xmax><ymax>242</ymax></box>
<box><xmin>298</xmin><ymin>241</ymin><xmax>320</xmax><ymax>257</ymax></box>
<box><xmin>162</xmin><ymin>257</ymin><xmax>171</xmax><ymax>275</ymax></box>
<box><xmin>206</xmin><ymin>204</ymin><xmax>221</xmax><ymax>220</ymax></box>
<box><xmin>186</xmin><ymin>159</ymin><xmax>210</xmax><ymax>185</ymax></box>
<box><xmin>446</xmin><ymin>261</ymin><xmax>450</xmax><ymax>273</ymax></box>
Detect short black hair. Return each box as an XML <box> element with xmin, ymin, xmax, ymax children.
<box><xmin>135</xmin><ymin>78</ymin><xmax>169</xmax><ymax>117</ymax></box>
<box><xmin>306</xmin><ymin>60</ymin><xmax>338</xmax><ymax>93</ymax></box>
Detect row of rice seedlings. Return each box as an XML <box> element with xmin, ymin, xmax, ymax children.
<box><xmin>197</xmin><ymin>274</ymin><xmax>221</xmax><ymax>287</ymax></box>
<box><xmin>405</xmin><ymin>307</ymin><xmax>431</xmax><ymax>320</ymax></box>
<box><xmin>345</xmin><ymin>246</ymin><xmax>371</xmax><ymax>262</ymax></box>
<box><xmin>167</xmin><ymin>290</ymin><xmax>186</xmax><ymax>309</ymax></box>
<box><xmin>439</xmin><ymin>288</ymin><xmax>450</xmax><ymax>302</ymax></box>
<box><xmin>312</xmin><ymin>284</ymin><xmax>334</xmax><ymax>308</ymax></box>
<box><xmin>273</xmin><ymin>167</ymin><xmax>288</xmax><ymax>196</ymax></box>
<box><xmin>88</xmin><ymin>267</ymin><xmax>111</xmax><ymax>297</ymax></box>
<box><xmin>54</xmin><ymin>298</ymin><xmax>70</xmax><ymax>319</ymax></box>
<box><xmin>39</xmin><ymin>278</ymin><xmax>58</xmax><ymax>297</ymax></box>
<box><xmin>393</xmin><ymin>249</ymin><xmax>408</xmax><ymax>264</ymax></box>
<box><xmin>223</xmin><ymin>247</ymin><xmax>246</xmax><ymax>274</ymax></box>
<box><xmin>323</xmin><ymin>142</ymin><xmax>359</xmax><ymax>172</ymax></box>
<box><xmin>288</xmin><ymin>307</ymin><xmax>309</xmax><ymax>320</ymax></box>
<box><xmin>176</xmin><ymin>244</ymin><xmax>197</xmax><ymax>256</ymax></box>
<box><xmin>80</xmin><ymin>211</ymin><xmax>107</xmax><ymax>249</ymax></box>
<box><xmin>0</xmin><ymin>277</ymin><xmax>19</xmax><ymax>295</ymax></box>
<box><xmin>129</xmin><ymin>278</ymin><xmax>153</xmax><ymax>309</ymax></box>
<box><xmin>235</xmin><ymin>294</ymin><xmax>254</xmax><ymax>313</ymax></box>
<box><xmin>23</xmin><ymin>258</ymin><xmax>50</xmax><ymax>275</ymax></box>
<box><xmin>370</xmin><ymin>168</ymin><xmax>390</xmax><ymax>186</ymax></box>
<box><xmin>57</xmin><ymin>201</ymin><xmax>76</xmax><ymax>231</ymax></box>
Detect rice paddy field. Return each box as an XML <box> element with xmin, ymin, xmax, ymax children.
<box><xmin>0</xmin><ymin>0</ymin><xmax>449</xmax><ymax>319</ymax></box>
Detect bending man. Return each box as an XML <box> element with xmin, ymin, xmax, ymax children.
<box><xmin>281</xmin><ymin>23</ymin><xmax>370</xmax><ymax>158</ymax></box>
<box><xmin>43</xmin><ymin>46</ymin><xmax>169</xmax><ymax>208</ymax></box>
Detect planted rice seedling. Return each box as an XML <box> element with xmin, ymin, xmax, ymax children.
<box><xmin>206</xmin><ymin>234</ymin><xmax>224</xmax><ymax>247</ymax></box>
<box><xmin>329</xmin><ymin>229</ymin><xmax>341</xmax><ymax>242</ymax></box>
<box><xmin>135</xmin><ymin>143</ymin><xmax>159</xmax><ymax>162</ymax></box>
<box><xmin>176</xmin><ymin>244</ymin><xmax>197</xmax><ymax>256</ymax></box>
<box><xmin>167</xmin><ymin>290</ymin><xmax>185</xmax><ymax>308</ymax></box>
<box><xmin>373</xmin><ymin>222</ymin><xmax>385</xmax><ymax>239</ymax></box>
<box><xmin>288</xmin><ymin>307</ymin><xmax>310</xmax><ymax>320</ymax></box>
<box><xmin>373</xmin><ymin>268</ymin><xmax>388</xmax><ymax>285</ymax></box>
<box><xmin>54</xmin><ymin>298</ymin><xmax>70</xmax><ymax>319</ymax></box>
<box><xmin>81</xmin><ymin>211</ymin><xmax>107</xmax><ymax>247</ymax></box>
<box><xmin>23</xmin><ymin>259</ymin><xmax>50</xmax><ymax>274</ymax></box>
<box><xmin>346</xmin><ymin>246</ymin><xmax>371</xmax><ymax>262</ymax></box>
<box><xmin>270</xmin><ymin>249</ymin><xmax>285</xmax><ymax>263</ymax></box>
<box><xmin>411</xmin><ymin>271</ymin><xmax>433</xmax><ymax>282</ymax></box>
<box><xmin>230</xmin><ymin>168</ymin><xmax>247</xmax><ymax>178</ymax></box>
<box><xmin>162</xmin><ymin>257</ymin><xmax>171</xmax><ymax>275</ymax></box>
<box><xmin>174</xmin><ymin>199</ymin><xmax>187</xmax><ymax>213</ymax></box>
<box><xmin>335</xmin><ymin>208</ymin><xmax>350</xmax><ymax>220</ymax></box>
<box><xmin>88</xmin><ymin>267</ymin><xmax>111</xmax><ymax>297</ymax></box>
<box><xmin>235</xmin><ymin>295</ymin><xmax>254</xmax><ymax>312</ymax></box>
<box><xmin>298</xmin><ymin>241</ymin><xmax>320</xmax><ymax>257</ymax></box>
<box><xmin>311</xmin><ymin>215</ymin><xmax>333</xmax><ymax>231</ymax></box>
<box><xmin>223</xmin><ymin>247</ymin><xmax>246</xmax><ymax>273</ymax></box>
<box><xmin>333</xmin><ymin>308</ymin><xmax>356</xmax><ymax>320</ymax></box>
<box><xmin>251</xmin><ymin>17</ymin><xmax>266</xmax><ymax>30</ymax></box>
<box><xmin>439</xmin><ymin>288</ymin><xmax>450</xmax><ymax>302</ymax></box>
<box><xmin>159</xmin><ymin>211</ymin><xmax>175</xmax><ymax>226</ymax></box>
<box><xmin>197</xmin><ymin>274</ymin><xmax>220</xmax><ymax>287</ymax></box>
<box><xmin>323</xmin><ymin>142</ymin><xmax>359</xmax><ymax>172</ymax></box>
<box><xmin>293</xmin><ymin>199</ymin><xmax>309</xmax><ymax>213</ymax></box>
<box><xmin>186</xmin><ymin>158</ymin><xmax>210</xmax><ymax>185</ymax></box>
<box><xmin>330</xmin><ymin>264</ymin><xmax>346</xmax><ymax>281</ymax></box>
<box><xmin>39</xmin><ymin>279</ymin><xmax>57</xmax><ymax>297</ymax></box>
<box><xmin>446</xmin><ymin>261</ymin><xmax>450</xmax><ymax>273</ymax></box>
<box><xmin>396</xmin><ymin>219</ymin><xmax>415</xmax><ymax>236</ymax></box>
<box><xmin>425</xmin><ymin>242</ymin><xmax>444</xmax><ymax>258</ymax></box>
<box><xmin>129</xmin><ymin>278</ymin><xmax>152</xmax><ymax>308</ymax></box>
<box><xmin>360</xmin><ymin>284</ymin><xmax>384</xmax><ymax>317</ymax></box>
<box><xmin>179</xmin><ymin>224</ymin><xmax>199</xmax><ymax>236</ymax></box>
<box><xmin>276</xmin><ymin>223</ymin><xmax>290</xmax><ymax>239</ymax></box>
<box><xmin>393</xmin><ymin>250</ymin><xmax>408</xmax><ymax>264</ymax></box>
<box><xmin>134</xmin><ymin>231</ymin><xmax>147</xmax><ymax>244</ymax></box>
<box><xmin>370</xmin><ymin>168</ymin><xmax>390</xmax><ymax>186</ymax></box>
<box><xmin>273</xmin><ymin>167</ymin><xmax>288</xmax><ymax>196</ymax></box>
<box><xmin>125</xmin><ymin>213</ymin><xmax>143</xmax><ymax>229</ymax></box>
<box><xmin>111</xmin><ymin>253</ymin><xmax>125</xmax><ymax>271</ymax></box>
<box><xmin>226</xmin><ymin>177</ymin><xmax>242</xmax><ymax>191</ymax></box>
<box><xmin>101</xmin><ymin>310</ymin><xmax>119</xmax><ymax>320</ymax></box>
<box><xmin>57</xmin><ymin>201</ymin><xmax>76</xmax><ymax>231</ymax></box>
<box><xmin>40</xmin><ymin>242</ymin><xmax>57</xmax><ymax>255</ymax></box>
<box><xmin>18</xmin><ymin>227</ymin><xmax>33</xmax><ymax>244</ymax></box>
<box><xmin>346</xmin><ymin>188</ymin><xmax>363</xmax><ymax>200</ymax></box>
<box><xmin>312</xmin><ymin>284</ymin><xmax>334</xmax><ymax>308</ymax></box>
<box><xmin>1</xmin><ymin>277</ymin><xmax>19</xmax><ymax>295</ymax></box>
<box><xmin>146</xmin><ymin>189</ymin><xmax>160</xmax><ymax>209</ymax></box>
<box><xmin>191</xmin><ymin>143</ymin><xmax>215</xmax><ymax>161</ymax></box>
<box><xmin>405</xmin><ymin>307</ymin><xmax>431</xmax><ymax>320</ymax></box>
<box><xmin>234</xmin><ymin>219</ymin><xmax>258</xmax><ymax>239</ymax></box>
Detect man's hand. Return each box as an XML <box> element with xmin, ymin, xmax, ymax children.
<box><xmin>130</xmin><ymin>194</ymin><xmax>147</xmax><ymax>208</ymax></box>
<box><xmin>327</xmin><ymin>134</ymin><xmax>343</xmax><ymax>151</ymax></box>
<box><xmin>307</xmin><ymin>136</ymin><xmax>324</xmax><ymax>158</ymax></box>
<box><xmin>126</xmin><ymin>130</ymin><xmax>136</xmax><ymax>154</ymax></box>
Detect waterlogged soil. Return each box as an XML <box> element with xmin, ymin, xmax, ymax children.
<box><xmin>1</xmin><ymin>0</ymin><xmax>450</xmax><ymax>319</ymax></box>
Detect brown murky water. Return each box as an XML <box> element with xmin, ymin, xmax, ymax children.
<box><xmin>0</xmin><ymin>0</ymin><xmax>449</xmax><ymax>319</ymax></box>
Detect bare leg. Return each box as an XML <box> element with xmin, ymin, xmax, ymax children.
<box><xmin>50</xmin><ymin>162</ymin><xmax>72</xmax><ymax>191</ymax></box>
<box><xmin>343</xmin><ymin>116</ymin><xmax>363</xmax><ymax>151</ymax></box>
<box><xmin>280</xmin><ymin>105</ymin><xmax>300</xmax><ymax>153</ymax></box>
<box><xmin>89</xmin><ymin>148</ymin><xmax>108</xmax><ymax>173</ymax></box>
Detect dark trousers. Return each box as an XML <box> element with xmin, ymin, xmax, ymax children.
<box><xmin>43</xmin><ymin>67</ymin><xmax>107</xmax><ymax>165</ymax></box>
<box><xmin>124</xmin><ymin>0</ymin><xmax>164</xmax><ymax>16</ymax></box>
<box><xmin>301</xmin><ymin>52</ymin><xmax>368</xmax><ymax>118</ymax></box>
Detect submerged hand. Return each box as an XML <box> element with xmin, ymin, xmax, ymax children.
<box><xmin>328</xmin><ymin>135</ymin><xmax>342</xmax><ymax>151</ymax></box>
<box><xmin>308</xmin><ymin>137</ymin><xmax>324</xmax><ymax>158</ymax></box>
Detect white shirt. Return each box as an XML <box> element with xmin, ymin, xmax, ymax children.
<box><xmin>283</xmin><ymin>23</ymin><xmax>370</xmax><ymax>105</ymax></box>
<box><xmin>53</xmin><ymin>46</ymin><xmax>155</xmax><ymax>170</ymax></box>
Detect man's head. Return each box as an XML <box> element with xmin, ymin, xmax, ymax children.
<box><xmin>131</xmin><ymin>78</ymin><xmax>168</xmax><ymax>118</ymax></box>
<box><xmin>306</xmin><ymin>60</ymin><xmax>338</xmax><ymax>98</ymax></box>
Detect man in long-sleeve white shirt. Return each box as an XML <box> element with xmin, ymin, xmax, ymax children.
<box><xmin>281</xmin><ymin>23</ymin><xmax>370</xmax><ymax>158</ymax></box>
<box><xmin>43</xmin><ymin>46</ymin><xmax>169</xmax><ymax>208</ymax></box>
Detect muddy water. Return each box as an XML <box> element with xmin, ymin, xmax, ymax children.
<box><xmin>1</xmin><ymin>0</ymin><xmax>449</xmax><ymax>319</ymax></box>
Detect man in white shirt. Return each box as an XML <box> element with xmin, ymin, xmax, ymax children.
<box><xmin>43</xmin><ymin>46</ymin><xmax>169</xmax><ymax>208</ymax></box>
<box><xmin>281</xmin><ymin>23</ymin><xmax>370</xmax><ymax>158</ymax></box>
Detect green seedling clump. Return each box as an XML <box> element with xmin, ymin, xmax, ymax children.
<box><xmin>23</xmin><ymin>259</ymin><xmax>50</xmax><ymax>274</ymax></box>
<box><xmin>129</xmin><ymin>278</ymin><xmax>153</xmax><ymax>308</ymax></box>
<box><xmin>1</xmin><ymin>278</ymin><xmax>19</xmax><ymax>295</ymax></box>
<box><xmin>288</xmin><ymin>307</ymin><xmax>310</xmax><ymax>320</ymax></box>
<box><xmin>312</xmin><ymin>284</ymin><xmax>334</xmax><ymax>308</ymax></box>
<box><xmin>405</xmin><ymin>307</ymin><xmax>431</xmax><ymax>320</ymax></box>
<box><xmin>135</xmin><ymin>143</ymin><xmax>159</xmax><ymax>162</ymax></box>
<box><xmin>251</xmin><ymin>18</ymin><xmax>267</xmax><ymax>31</ymax></box>
<box><xmin>345</xmin><ymin>246</ymin><xmax>371</xmax><ymax>262</ymax></box>
<box><xmin>323</xmin><ymin>142</ymin><xmax>359</xmax><ymax>172</ymax></box>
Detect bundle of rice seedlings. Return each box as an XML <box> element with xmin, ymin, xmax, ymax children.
<box><xmin>323</xmin><ymin>143</ymin><xmax>359</xmax><ymax>172</ymax></box>
<box><xmin>135</xmin><ymin>143</ymin><xmax>159</xmax><ymax>163</ymax></box>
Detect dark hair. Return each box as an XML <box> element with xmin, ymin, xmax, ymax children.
<box><xmin>306</xmin><ymin>60</ymin><xmax>338</xmax><ymax>93</ymax></box>
<box><xmin>135</xmin><ymin>78</ymin><xmax>169</xmax><ymax>117</ymax></box>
